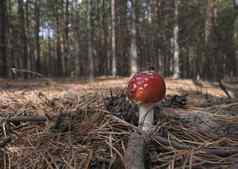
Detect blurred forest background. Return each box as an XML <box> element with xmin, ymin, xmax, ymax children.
<box><xmin>0</xmin><ymin>0</ymin><xmax>238</xmax><ymax>81</ymax></box>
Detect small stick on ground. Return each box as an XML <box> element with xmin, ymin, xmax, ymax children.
<box><xmin>0</xmin><ymin>137</ymin><xmax>11</xmax><ymax>147</ymax></box>
<box><xmin>218</xmin><ymin>80</ymin><xmax>235</xmax><ymax>99</ymax></box>
<box><xmin>7</xmin><ymin>116</ymin><xmax>47</xmax><ymax>123</ymax></box>
<box><xmin>124</xmin><ymin>132</ymin><xmax>145</xmax><ymax>169</ymax></box>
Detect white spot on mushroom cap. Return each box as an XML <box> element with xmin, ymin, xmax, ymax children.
<box><xmin>144</xmin><ymin>77</ymin><xmax>149</xmax><ymax>82</ymax></box>
<box><xmin>132</xmin><ymin>83</ymin><xmax>137</xmax><ymax>91</ymax></box>
<box><xmin>143</xmin><ymin>83</ymin><xmax>149</xmax><ymax>88</ymax></box>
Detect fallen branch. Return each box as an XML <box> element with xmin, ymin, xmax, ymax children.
<box><xmin>0</xmin><ymin>137</ymin><xmax>11</xmax><ymax>147</ymax></box>
<box><xmin>11</xmin><ymin>68</ymin><xmax>44</xmax><ymax>78</ymax></box>
<box><xmin>7</xmin><ymin>116</ymin><xmax>47</xmax><ymax>123</ymax></box>
<box><xmin>219</xmin><ymin>80</ymin><xmax>235</xmax><ymax>99</ymax></box>
<box><xmin>205</xmin><ymin>147</ymin><xmax>238</xmax><ymax>157</ymax></box>
<box><xmin>160</xmin><ymin>108</ymin><xmax>238</xmax><ymax>137</ymax></box>
<box><xmin>124</xmin><ymin>132</ymin><xmax>145</xmax><ymax>169</ymax></box>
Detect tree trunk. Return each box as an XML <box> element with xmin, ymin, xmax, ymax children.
<box><xmin>73</xmin><ymin>0</ymin><xmax>81</xmax><ymax>79</ymax></box>
<box><xmin>205</xmin><ymin>0</ymin><xmax>215</xmax><ymax>44</ymax></box>
<box><xmin>204</xmin><ymin>0</ymin><xmax>216</xmax><ymax>80</ymax></box>
<box><xmin>130</xmin><ymin>0</ymin><xmax>138</xmax><ymax>75</ymax></box>
<box><xmin>35</xmin><ymin>0</ymin><xmax>41</xmax><ymax>74</ymax></box>
<box><xmin>60</xmin><ymin>0</ymin><xmax>66</xmax><ymax>77</ymax></box>
<box><xmin>160</xmin><ymin>107</ymin><xmax>238</xmax><ymax>137</ymax></box>
<box><xmin>47</xmin><ymin>29</ymin><xmax>52</xmax><ymax>77</ymax></box>
<box><xmin>111</xmin><ymin>0</ymin><xmax>117</xmax><ymax>77</ymax></box>
<box><xmin>18</xmin><ymin>0</ymin><xmax>28</xmax><ymax>78</ymax></box>
<box><xmin>124</xmin><ymin>133</ymin><xmax>145</xmax><ymax>169</ymax></box>
<box><xmin>153</xmin><ymin>0</ymin><xmax>162</xmax><ymax>71</ymax></box>
<box><xmin>7</xmin><ymin>0</ymin><xmax>13</xmax><ymax>78</ymax></box>
<box><xmin>64</xmin><ymin>0</ymin><xmax>70</xmax><ymax>76</ymax></box>
<box><xmin>0</xmin><ymin>0</ymin><xmax>8</xmax><ymax>77</ymax></box>
<box><xmin>87</xmin><ymin>0</ymin><xmax>94</xmax><ymax>81</ymax></box>
<box><xmin>101</xmin><ymin>0</ymin><xmax>109</xmax><ymax>75</ymax></box>
<box><xmin>56</xmin><ymin>3</ymin><xmax>63</xmax><ymax>77</ymax></box>
<box><xmin>25</xmin><ymin>0</ymin><xmax>32</xmax><ymax>76</ymax></box>
<box><xmin>173</xmin><ymin>0</ymin><xmax>180</xmax><ymax>79</ymax></box>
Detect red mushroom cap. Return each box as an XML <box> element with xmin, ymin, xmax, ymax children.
<box><xmin>127</xmin><ymin>71</ymin><xmax>166</xmax><ymax>104</ymax></box>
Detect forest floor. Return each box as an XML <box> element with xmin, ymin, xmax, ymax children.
<box><xmin>0</xmin><ymin>77</ymin><xmax>227</xmax><ymax>108</ymax></box>
<box><xmin>0</xmin><ymin>77</ymin><xmax>226</xmax><ymax>97</ymax></box>
<box><xmin>0</xmin><ymin>78</ymin><xmax>237</xmax><ymax>169</ymax></box>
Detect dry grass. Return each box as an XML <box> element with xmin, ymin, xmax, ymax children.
<box><xmin>0</xmin><ymin>78</ymin><xmax>237</xmax><ymax>169</ymax></box>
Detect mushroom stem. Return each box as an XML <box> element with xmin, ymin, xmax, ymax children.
<box><xmin>139</xmin><ymin>104</ymin><xmax>154</xmax><ymax>131</ymax></box>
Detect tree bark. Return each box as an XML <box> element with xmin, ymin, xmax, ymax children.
<box><xmin>73</xmin><ymin>0</ymin><xmax>81</xmax><ymax>79</ymax></box>
<box><xmin>35</xmin><ymin>0</ymin><xmax>41</xmax><ymax>74</ymax></box>
<box><xmin>173</xmin><ymin>0</ymin><xmax>180</xmax><ymax>79</ymax></box>
<box><xmin>204</xmin><ymin>0</ymin><xmax>216</xmax><ymax>80</ymax></box>
<box><xmin>24</xmin><ymin>1</ymin><xmax>29</xmax><ymax>77</ymax></box>
<box><xmin>124</xmin><ymin>133</ymin><xmax>145</xmax><ymax>169</ymax></box>
<box><xmin>111</xmin><ymin>0</ymin><xmax>117</xmax><ymax>77</ymax></box>
<box><xmin>64</xmin><ymin>0</ymin><xmax>70</xmax><ymax>76</ymax></box>
<box><xmin>18</xmin><ymin>0</ymin><xmax>28</xmax><ymax>78</ymax></box>
<box><xmin>56</xmin><ymin>2</ymin><xmax>63</xmax><ymax>77</ymax></box>
<box><xmin>130</xmin><ymin>0</ymin><xmax>138</xmax><ymax>75</ymax></box>
<box><xmin>87</xmin><ymin>0</ymin><xmax>94</xmax><ymax>81</ymax></box>
<box><xmin>219</xmin><ymin>80</ymin><xmax>238</xmax><ymax>98</ymax></box>
<box><xmin>0</xmin><ymin>0</ymin><xmax>8</xmax><ymax>77</ymax></box>
<box><xmin>101</xmin><ymin>0</ymin><xmax>110</xmax><ymax>75</ymax></box>
<box><xmin>47</xmin><ymin>29</ymin><xmax>52</xmax><ymax>77</ymax></box>
<box><xmin>205</xmin><ymin>0</ymin><xmax>215</xmax><ymax>44</ymax></box>
<box><xmin>160</xmin><ymin>107</ymin><xmax>238</xmax><ymax>137</ymax></box>
<box><xmin>25</xmin><ymin>0</ymin><xmax>32</xmax><ymax>76</ymax></box>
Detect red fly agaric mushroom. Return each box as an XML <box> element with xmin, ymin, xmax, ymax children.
<box><xmin>127</xmin><ymin>71</ymin><xmax>166</xmax><ymax>131</ymax></box>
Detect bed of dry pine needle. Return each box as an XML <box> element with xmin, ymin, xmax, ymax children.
<box><xmin>0</xmin><ymin>79</ymin><xmax>238</xmax><ymax>169</ymax></box>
